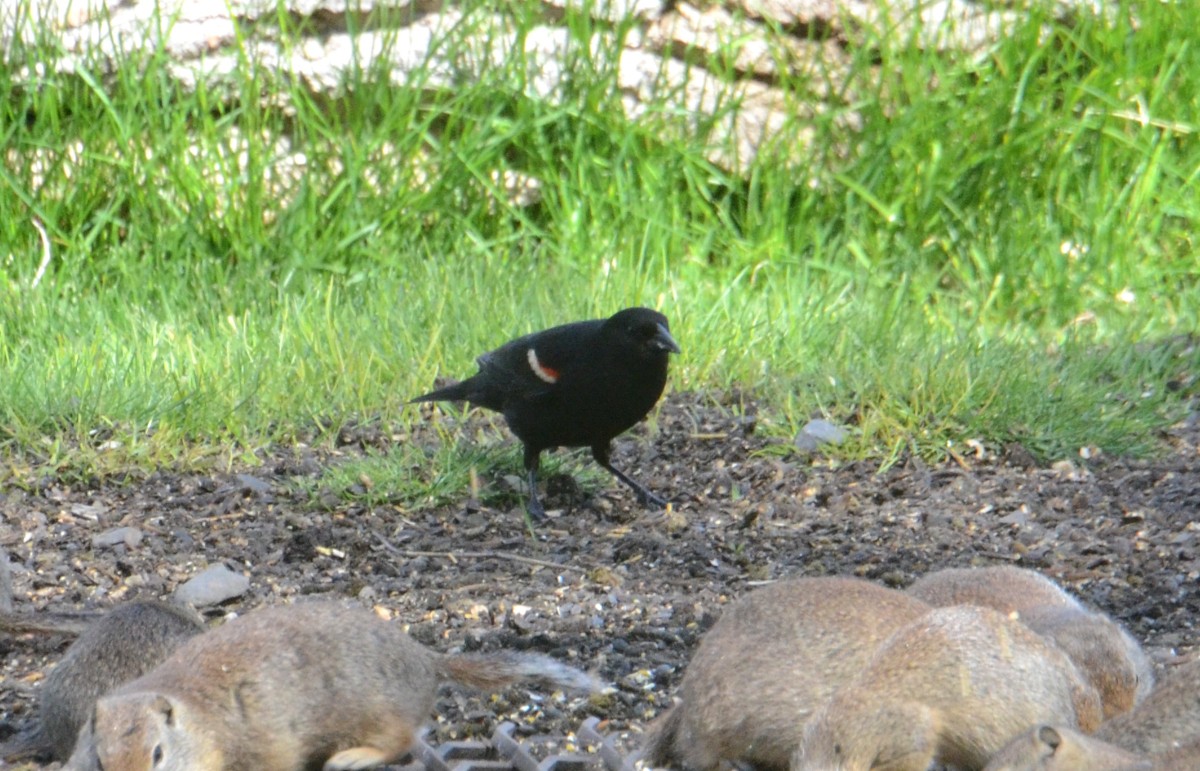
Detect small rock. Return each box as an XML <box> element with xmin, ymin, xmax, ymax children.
<box><xmin>173</xmin><ymin>563</ymin><xmax>250</xmax><ymax>607</ymax></box>
<box><xmin>91</xmin><ymin>526</ymin><xmax>143</xmax><ymax>549</ymax></box>
<box><xmin>236</xmin><ymin>473</ymin><xmax>272</xmax><ymax>495</ymax></box>
<box><xmin>795</xmin><ymin>418</ymin><xmax>848</xmax><ymax>451</ymax></box>
<box><xmin>171</xmin><ymin>529</ymin><xmax>196</xmax><ymax>550</ymax></box>
<box><xmin>999</xmin><ymin>509</ymin><xmax>1029</xmax><ymax>526</ymax></box>
<box><xmin>500</xmin><ymin>474</ymin><xmax>527</xmax><ymax>493</ymax></box>
<box><xmin>71</xmin><ymin>502</ymin><xmax>108</xmax><ymax>521</ymax></box>
<box><xmin>1051</xmin><ymin>459</ymin><xmax>1077</xmax><ymax>475</ymax></box>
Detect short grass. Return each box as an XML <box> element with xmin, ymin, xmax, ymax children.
<box><xmin>1</xmin><ymin>0</ymin><xmax>1197</xmax><ymax>500</ymax></box>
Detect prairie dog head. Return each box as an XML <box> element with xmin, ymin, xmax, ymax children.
<box><xmin>983</xmin><ymin>724</ymin><xmax>1153</xmax><ymax>771</ymax></box>
<box><xmin>64</xmin><ymin>692</ymin><xmax>219</xmax><ymax>771</ymax></box>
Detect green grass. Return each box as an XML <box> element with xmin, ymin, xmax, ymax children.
<box><xmin>294</xmin><ymin>432</ymin><xmax>602</xmax><ymax>512</ymax></box>
<box><xmin>0</xmin><ymin>0</ymin><xmax>1197</xmax><ymax>495</ymax></box>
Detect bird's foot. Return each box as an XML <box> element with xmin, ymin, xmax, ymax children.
<box><xmin>597</xmin><ymin>458</ymin><xmax>669</xmax><ymax>511</ymax></box>
<box><xmin>523</xmin><ymin>465</ymin><xmax>549</xmax><ymax>525</ymax></box>
<box><xmin>634</xmin><ymin>487</ymin><xmax>668</xmax><ymax>509</ymax></box>
<box><xmin>525</xmin><ymin>495</ymin><xmax>548</xmax><ymax>524</ymax></box>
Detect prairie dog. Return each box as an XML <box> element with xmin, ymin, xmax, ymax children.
<box><xmin>1</xmin><ymin>551</ymin><xmax>206</xmax><ymax>763</ymax></box>
<box><xmin>907</xmin><ymin>565</ymin><xmax>1153</xmax><ymax>717</ymax></box>
<box><xmin>986</xmin><ymin>656</ymin><xmax>1200</xmax><ymax>770</ymax></box>
<box><xmin>793</xmin><ymin>605</ymin><xmax>1104</xmax><ymax>771</ymax></box>
<box><xmin>64</xmin><ymin>601</ymin><xmax>597</xmax><ymax>771</ymax></box>
<box><xmin>983</xmin><ymin>725</ymin><xmax>1153</xmax><ymax>770</ymax></box>
<box><xmin>983</xmin><ymin>725</ymin><xmax>1200</xmax><ymax>771</ymax></box>
<box><xmin>28</xmin><ymin>601</ymin><xmax>205</xmax><ymax>762</ymax></box>
<box><xmin>1097</xmin><ymin>657</ymin><xmax>1200</xmax><ymax>755</ymax></box>
<box><xmin>640</xmin><ymin>576</ymin><xmax>933</xmax><ymax>771</ymax></box>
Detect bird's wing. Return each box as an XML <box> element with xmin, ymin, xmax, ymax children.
<box><xmin>476</xmin><ymin>319</ymin><xmax>602</xmax><ymax>401</ymax></box>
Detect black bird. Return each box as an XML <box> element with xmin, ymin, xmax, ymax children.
<box><xmin>411</xmin><ymin>307</ymin><xmax>680</xmax><ymax>520</ymax></box>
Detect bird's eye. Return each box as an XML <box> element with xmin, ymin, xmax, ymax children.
<box><xmin>152</xmin><ymin>744</ymin><xmax>165</xmax><ymax>766</ymax></box>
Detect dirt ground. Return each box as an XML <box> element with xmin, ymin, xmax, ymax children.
<box><xmin>2</xmin><ymin>391</ymin><xmax>1198</xmax><ymax>767</ymax></box>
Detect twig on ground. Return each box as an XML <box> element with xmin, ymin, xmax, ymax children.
<box><xmin>1</xmin><ymin>612</ymin><xmax>98</xmax><ymax>637</ymax></box>
<box><xmin>372</xmin><ymin>531</ymin><xmax>589</xmax><ymax>574</ymax></box>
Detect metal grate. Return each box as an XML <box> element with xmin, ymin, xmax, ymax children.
<box><xmin>395</xmin><ymin>718</ymin><xmax>638</xmax><ymax>771</ymax></box>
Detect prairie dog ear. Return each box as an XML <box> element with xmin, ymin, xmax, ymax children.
<box><xmin>1036</xmin><ymin>725</ymin><xmax>1063</xmax><ymax>753</ymax></box>
<box><xmin>152</xmin><ymin>694</ymin><xmax>176</xmax><ymax>726</ymax></box>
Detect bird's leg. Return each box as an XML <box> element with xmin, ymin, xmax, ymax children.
<box><xmin>591</xmin><ymin>444</ymin><xmax>667</xmax><ymax>509</ymax></box>
<box><xmin>523</xmin><ymin>446</ymin><xmax>547</xmax><ymax>522</ymax></box>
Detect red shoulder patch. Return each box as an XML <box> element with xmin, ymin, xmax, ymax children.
<box><xmin>526</xmin><ymin>348</ymin><xmax>560</xmax><ymax>383</ymax></box>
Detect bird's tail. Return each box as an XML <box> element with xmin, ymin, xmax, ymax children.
<box><xmin>439</xmin><ymin>651</ymin><xmax>601</xmax><ymax>693</ymax></box>
<box><xmin>409</xmin><ymin>380</ymin><xmax>472</xmax><ymax>404</ymax></box>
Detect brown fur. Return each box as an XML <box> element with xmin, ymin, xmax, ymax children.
<box><xmin>1</xmin><ymin>551</ymin><xmax>205</xmax><ymax>763</ymax></box>
<box><xmin>983</xmin><ymin>725</ymin><xmax>1152</xmax><ymax>770</ymax></box>
<box><xmin>907</xmin><ymin>565</ymin><xmax>1153</xmax><ymax>718</ymax></box>
<box><xmin>793</xmin><ymin>605</ymin><xmax>1104</xmax><ymax>771</ymax></box>
<box><xmin>640</xmin><ymin>576</ymin><xmax>933</xmax><ymax>771</ymax></box>
<box><xmin>63</xmin><ymin>601</ymin><xmax>597</xmax><ymax>771</ymax></box>
<box><xmin>1097</xmin><ymin>657</ymin><xmax>1200</xmax><ymax>755</ymax></box>
<box><xmin>982</xmin><ymin>725</ymin><xmax>1200</xmax><ymax>771</ymax></box>
<box><xmin>1153</xmin><ymin>737</ymin><xmax>1200</xmax><ymax>771</ymax></box>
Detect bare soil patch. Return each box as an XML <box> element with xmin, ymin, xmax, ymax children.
<box><xmin>2</xmin><ymin>392</ymin><xmax>1198</xmax><ymax>766</ymax></box>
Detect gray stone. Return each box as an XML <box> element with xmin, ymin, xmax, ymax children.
<box><xmin>173</xmin><ymin>563</ymin><xmax>250</xmax><ymax>607</ymax></box>
<box><xmin>91</xmin><ymin>526</ymin><xmax>143</xmax><ymax>549</ymax></box>
<box><xmin>236</xmin><ymin>473</ymin><xmax>272</xmax><ymax>494</ymax></box>
<box><xmin>795</xmin><ymin>418</ymin><xmax>848</xmax><ymax>451</ymax></box>
<box><xmin>70</xmin><ymin>502</ymin><xmax>108</xmax><ymax>521</ymax></box>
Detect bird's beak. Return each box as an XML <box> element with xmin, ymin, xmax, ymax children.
<box><xmin>653</xmin><ymin>323</ymin><xmax>681</xmax><ymax>354</ymax></box>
